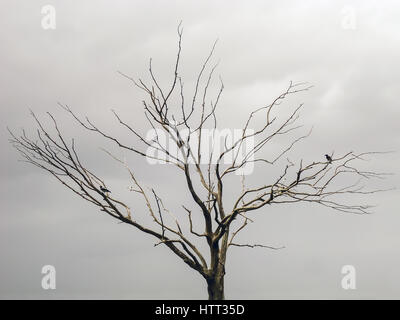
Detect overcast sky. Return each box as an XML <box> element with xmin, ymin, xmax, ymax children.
<box><xmin>1</xmin><ymin>0</ymin><xmax>399</xmax><ymax>299</ymax></box>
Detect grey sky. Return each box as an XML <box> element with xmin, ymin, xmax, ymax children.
<box><xmin>1</xmin><ymin>0</ymin><xmax>399</xmax><ymax>299</ymax></box>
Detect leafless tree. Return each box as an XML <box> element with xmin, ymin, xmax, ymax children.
<box><xmin>8</xmin><ymin>25</ymin><xmax>389</xmax><ymax>300</ymax></box>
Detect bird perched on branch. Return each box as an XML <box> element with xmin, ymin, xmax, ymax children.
<box><xmin>325</xmin><ymin>154</ymin><xmax>332</xmax><ymax>163</ymax></box>
<box><xmin>100</xmin><ymin>186</ymin><xmax>111</xmax><ymax>193</ymax></box>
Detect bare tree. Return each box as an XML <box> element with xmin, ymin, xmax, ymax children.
<box><xmin>8</xmin><ymin>25</ymin><xmax>389</xmax><ymax>300</ymax></box>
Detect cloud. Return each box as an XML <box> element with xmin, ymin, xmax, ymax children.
<box><xmin>1</xmin><ymin>0</ymin><xmax>399</xmax><ymax>299</ymax></box>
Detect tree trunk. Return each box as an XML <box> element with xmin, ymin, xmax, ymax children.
<box><xmin>207</xmin><ymin>274</ymin><xmax>225</xmax><ymax>300</ymax></box>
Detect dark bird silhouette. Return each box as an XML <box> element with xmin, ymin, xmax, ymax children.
<box><xmin>100</xmin><ymin>186</ymin><xmax>111</xmax><ymax>193</ymax></box>
<box><xmin>325</xmin><ymin>154</ymin><xmax>332</xmax><ymax>163</ymax></box>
